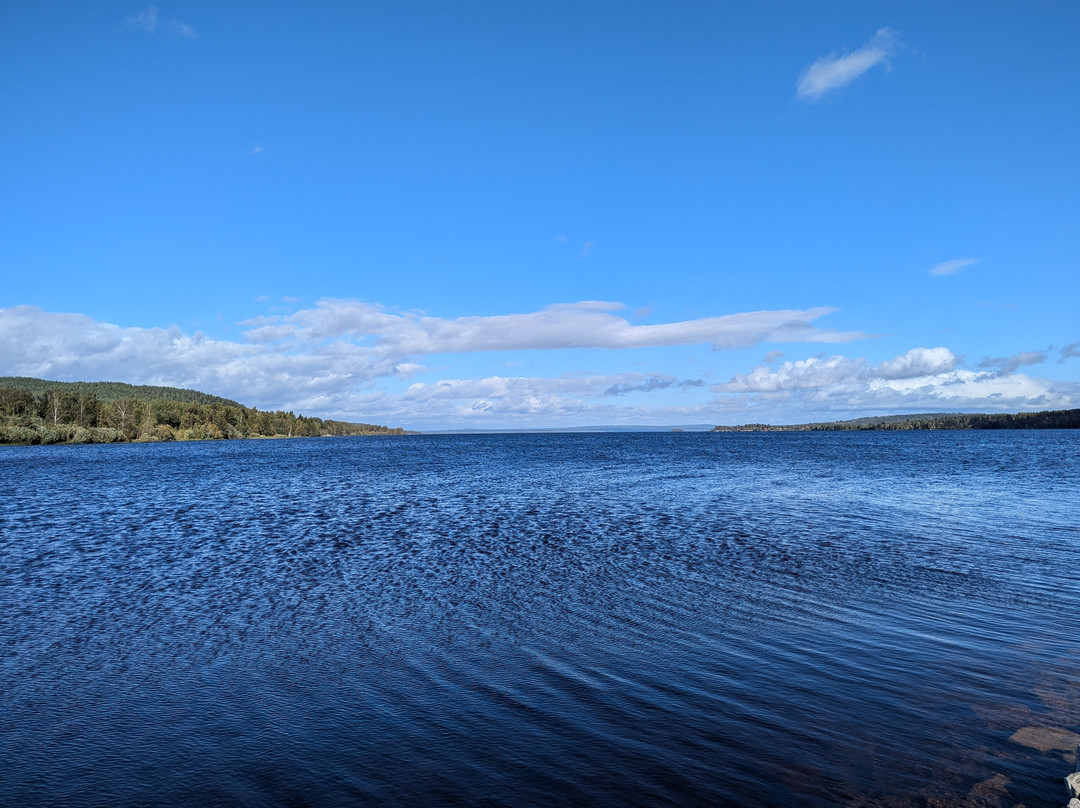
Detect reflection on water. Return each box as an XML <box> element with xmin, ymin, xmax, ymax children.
<box><xmin>2</xmin><ymin>431</ymin><xmax>1078</xmax><ymax>806</ymax></box>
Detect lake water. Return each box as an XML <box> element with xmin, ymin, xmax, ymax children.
<box><xmin>2</xmin><ymin>432</ymin><xmax>1078</xmax><ymax>807</ymax></box>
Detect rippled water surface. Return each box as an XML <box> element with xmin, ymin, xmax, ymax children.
<box><xmin>2</xmin><ymin>432</ymin><xmax>1078</xmax><ymax>806</ymax></box>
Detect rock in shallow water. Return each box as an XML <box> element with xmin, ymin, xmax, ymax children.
<box><xmin>966</xmin><ymin>772</ymin><xmax>1011</xmax><ymax>807</ymax></box>
<box><xmin>1009</xmin><ymin>726</ymin><xmax>1080</xmax><ymax>753</ymax></box>
<box><xmin>1066</xmin><ymin>770</ymin><xmax>1080</xmax><ymax>797</ymax></box>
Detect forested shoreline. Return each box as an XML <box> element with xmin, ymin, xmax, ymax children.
<box><xmin>0</xmin><ymin>378</ymin><xmax>405</xmax><ymax>445</ymax></box>
<box><xmin>712</xmin><ymin>409</ymin><xmax>1080</xmax><ymax>431</ymax></box>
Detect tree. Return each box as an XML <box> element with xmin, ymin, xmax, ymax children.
<box><xmin>112</xmin><ymin>398</ymin><xmax>136</xmax><ymax>437</ymax></box>
<box><xmin>253</xmin><ymin>409</ymin><xmax>273</xmax><ymax>436</ymax></box>
<box><xmin>44</xmin><ymin>389</ymin><xmax>63</xmax><ymax>426</ymax></box>
<box><xmin>139</xmin><ymin>400</ymin><xmax>156</xmax><ymax>440</ymax></box>
<box><xmin>180</xmin><ymin>403</ymin><xmax>200</xmax><ymax>430</ymax></box>
<box><xmin>0</xmin><ymin>388</ymin><xmax>35</xmax><ymax>417</ymax></box>
<box><xmin>77</xmin><ymin>391</ymin><xmax>100</xmax><ymax>427</ymax></box>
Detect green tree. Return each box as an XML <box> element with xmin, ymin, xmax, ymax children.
<box><xmin>111</xmin><ymin>398</ymin><xmax>137</xmax><ymax>438</ymax></box>
<box><xmin>76</xmin><ymin>391</ymin><xmax>100</xmax><ymax>427</ymax></box>
<box><xmin>39</xmin><ymin>389</ymin><xmax>64</xmax><ymax>426</ymax></box>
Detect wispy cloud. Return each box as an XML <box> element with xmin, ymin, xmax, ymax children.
<box><xmin>167</xmin><ymin>19</ymin><xmax>198</xmax><ymax>38</ymax></box>
<box><xmin>126</xmin><ymin>6</ymin><xmax>197</xmax><ymax>38</ymax></box>
<box><xmin>598</xmin><ymin>376</ymin><xmax>701</xmax><ymax>396</ymax></box>
<box><xmin>408</xmin><ymin>373</ymin><xmax>672</xmax><ymax>402</ymax></box>
<box><xmin>978</xmin><ymin>350</ymin><xmax>1047</xmax><ymax>375</ymax></box>
<box><xmin>796</xmin><ymin>28</ymin><xmax>899</xmax><ymax>102</ymax></box>
<box><xmin>126</xmin><ymin>6</ymin><xmax>159</xmax><ymax>32</ymax></box>
<box><xmin>397</xmin><ymin>374</ymin><xmax>718</xmax><ymax>425</ymax></box>
<box><xmin>1062</xmin><ymin>341</ymin><xmax>1080</xmax><ymax>361</ymax></box>
<box><xmin>929</xmin><ymin>258</ymin><xmax>979</xmax><ymax>277</ymax></box>
<box><xmin>603</xmin><ymin>376</ymin><xmax>676</xmax><ymax>397</ymax></box>
<box><xmin>268</xmin><ymin>299</ymin><xmax>868</xmax><ymax>354</ymax></box>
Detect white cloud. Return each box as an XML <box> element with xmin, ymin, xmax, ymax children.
<box><xmin>244</xmin><ymin>324</ymin><xmax>300</xmax><ymax>344</ymax></box>
<box><xmin>0</xmin><ymin>306</ymin><xmax>407</xmax><ymax>410</ymax></box>
<box><xmin>0</xmin><ymin>301</ymin><xmax>862</xmax><ymax>421</ymax></box>
<box><xmin>380</xmin><ymin>373</ymin><xmax>686</xmax><ymax>426</ymax></box>
<box><xmin>406</xmin><ymin>373</ymin><xmax>654</xmax><ymax>402</ymax></box>
<box><xmin>929</xmin><ymin>258</ymin><xmax>980</xmax><ymax>276</ymax></box>
<box><xmin>796</xmin><ymin>28</ymin><xmax>899</xmax><ymax>102</ymax></box>
<box><xmin>864</xmin><ymin>369</ymin><xmax>1067</xmax><ymax>411</ymax></box>
<box><xmin>277</xmin><ymin>299</ymin><xmax>868</xmax><ymax>355</ymax></box>
<box><xmin>386</xmin><ymin>374</ymin><xmax>728</xmax><ymax>427</ymax></box>
<box><xmin>715</xmin><ymin>354</ymin><xmax>868</xmax><ymax>393</ymax></box>
<box><xmin>877</xmin><ymin>346</ymin><xmax>958</xmax><ymax>378</ymax></box>
<box><xmin>710</xmin><ymin>346</ymin><xmax>1077</xmax><ymax>420</ymax></box>
<box><xmin>715</xmin><ymin>347</ymin><xmax>958</xmax><ymax>393</ymax></box>
<box><xmin>4</xmin><ymin>305</ymin><xmax>1073</xmax><ymax>429</ymax></box>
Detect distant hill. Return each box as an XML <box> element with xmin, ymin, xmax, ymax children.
<box><xmin>712</xmin><ymin>409</ymin><xmax>1080</xmax><ymax>431</ymax></box>
<box><xmin>0</xmin><ymin>377</ymin><xmax>243</xmax><ymax>407</ymax></box>
<box><xmin>0</xmin><ymin>377</ymin><xmax>405</xmax><ymax>444</ymax></box>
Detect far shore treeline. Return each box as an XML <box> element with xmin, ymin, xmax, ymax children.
<box><xmin>712</xmin><ymin>409</ymin><xmax>1080</xmax><ymax>432</ymax></box>
<box><xmin>0</xmin><ymin>377</ymin><xmax>406</xmax><ymax>445</ymax></box>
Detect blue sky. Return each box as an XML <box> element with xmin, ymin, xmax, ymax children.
<box><xmin>2</xmin><ymin>1</ymin><xmax>1077</xmax><ymax>429</ymax></box>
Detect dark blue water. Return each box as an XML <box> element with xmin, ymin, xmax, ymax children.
<box><xmin>2</xmin><ymin>432</ymin><xmax>1078</xmax><ymax>807</ymax></box>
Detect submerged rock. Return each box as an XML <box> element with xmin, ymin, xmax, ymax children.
<box><xmin>966</xmin><ymin>772</ymin><xmax>1011</xmax><ymax>807</ymax></box>
<box><xmin>1009</xmin><ymin>726</ymin><xmax>1080</xmax><ymax>753</ymax></box>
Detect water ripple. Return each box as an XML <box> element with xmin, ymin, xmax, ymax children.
<box><xmin>2</xmin><ymin>432</ymin><xmax>1077</xmax><ymax>806</ymax></box>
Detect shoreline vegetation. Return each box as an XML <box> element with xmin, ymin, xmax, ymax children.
<box><xmin>712</xmin><ymin>409</ymin><xmax>1080</xmax><ymax>431</ymax></box>
<box><xmin>0</xmin><ymin>377</ymin><xmax>406</xmax><ymax>445</ymax></box>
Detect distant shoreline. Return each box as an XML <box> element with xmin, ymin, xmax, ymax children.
<box><xmin>711</xmin><ymin>409</ymin><xmax>1080</xmax><ymax>432</ymax></box>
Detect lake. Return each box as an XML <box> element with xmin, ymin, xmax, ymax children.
<box><xmin>2</xmin><ymin>431</ymin><xmax>1078</xmax><ymax>806</ymax></box>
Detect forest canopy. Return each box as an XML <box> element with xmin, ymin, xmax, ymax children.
<box><xmin>0</xmin><ymin>377</ymin><xmax>405</xmax><ymax>445</ymax></box>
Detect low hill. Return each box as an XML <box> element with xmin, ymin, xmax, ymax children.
<box><xmin>0</xmin><ymin>377</ymin><xmax>405</xmax><ymax>445</ymax></box>
<box><xmin>0</xmin><ymin>377</ymin><xmax>244</xmax><ymax>407</ymax></box>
